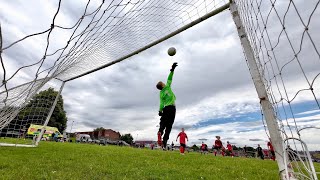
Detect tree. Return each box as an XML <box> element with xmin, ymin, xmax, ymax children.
<box><xmin>120</xmin><ymin>133</ymin><xmax>133</xmax><ymax>144</ymax></box>
<box><xmin>232</xmin><ymin>145</ymin><xmax>238</xmax><ymax>150</ymax></box>
<box><xmin>17</xmin><ymin>88</ymin><xmax>67</xmax><ymax>132</ymax></box>
<box><xmin>191</xmin><ymin>144</ymin><xmax>200</xmax><ymax>151</ymax></box>
<box><xmin>94</xmin><ymin>127</ymin><xmax>106</xmax><ymax>132</ymax></box>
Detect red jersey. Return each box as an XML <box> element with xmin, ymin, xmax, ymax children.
<box><xmin>201</xmin><ymin>143</ymin><xmax>205</xmax><ymax>150</ymax></box>
<box><xmin>177</xmin><ymin>132</ymin><xmax>188</xmax><ymax>144</ymax></box>
<box><xmin>215</xmin><ymin>140</ymin><xmax>222</xmax><ymax>147</ymax></box>
<box><xmin>267</xmin><ymin>142</ymin><xmax>274</xmax><ymax>151</ymax></box>
<box><xmin>227</xmin><ymin>144</ymin><xmax>232</xmax><ymax>151</ymax></box>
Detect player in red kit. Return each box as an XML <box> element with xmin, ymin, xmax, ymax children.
<box><xmin>226</xmin><ymin>141</ymin><xmax>234</xmax><ymax>157</ymax></box>
<box><xmin>176</xmin><ymin>128</ymin><xmax>188</xmax><ymax>155</ymax></box>
<box><xmin>213</xmin><ymin>136</ymin><xmax>224</xmax><ymax>156</ymax></box>
<box><xmin>267</xmin><ymin>138</ymin><xmax>275</xmax><ymax>161</ymax></box>
<box><xmin>200</xmin><ymin>142</ymin><xmax>208</xmax><ymax>155</ymax></box>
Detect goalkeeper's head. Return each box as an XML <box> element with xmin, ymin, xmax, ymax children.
<box><xmin>156</xmin><ymin>81</ymin><xmax>165</xmax><ymax>90</ymax></box>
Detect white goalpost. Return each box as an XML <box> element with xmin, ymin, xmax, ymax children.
<box><xmin>0</xmin><ymin>0</ymin><xmax>319</xmax><ymax>179</ymax></box>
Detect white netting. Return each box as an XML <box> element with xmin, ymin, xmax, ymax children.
<box><xmin>0</xmin><ymin>0</ymin><xmax>319</xmax><ymax>178</ymax></box>
<box><xmin>0</xmin><ymin>79</ymin><xmax>63</xmax><ymax>146</ymax></box>
<box><xmin>0</xmin><ymin>0</ymin><xmax>228</xmax><ymax>86</ymax></box>
<box><xmin>0</xmin><ymin>0</ymin><xmax>228</xmax><ymax>146</ymax></box>
<box><xmin>235</xmin><ymin>0</ymin><xmax>320</xmax><ymax>179</ymax></box>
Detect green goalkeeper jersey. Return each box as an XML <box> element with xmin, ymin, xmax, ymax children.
<box><xmin>159</xmin><ymin>71</ymin><xmax>176</xmax><ymax>112</ymax></box>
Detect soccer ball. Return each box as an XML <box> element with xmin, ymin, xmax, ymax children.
<box><xmin>168</xmin><ymin>47</ymin><xmax>176</xmax><ymax>56</ymax></box>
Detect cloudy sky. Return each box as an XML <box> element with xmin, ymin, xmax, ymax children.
<box><xmin>0</xmin><ymin>0</ymin><xmax>319</xmax><ymax>150</ymax></box>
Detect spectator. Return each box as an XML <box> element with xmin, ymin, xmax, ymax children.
<box><xmin>243</xmin><ymin>145</ymin><xmax>248</xmax><ymax>157</ymax></box>
<box><xmin>257</xmin><ymin>144</ymin><xmax>264</xmax><ymax>160</ymax></box>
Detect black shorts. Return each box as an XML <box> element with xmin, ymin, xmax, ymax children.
<box><xmin>180</xmin><ymin>143</ymin><xmax>186</xmax><ymax>148</ymax></box>
<box><xmin>214</xmin><ymin>146</ymin><xmax>222</xmax><ymax>150</ymax></box>
<box><xmin>270</xmin><ymin>150</ymin><xmax>275</xmax><ymax>156</ymax></box>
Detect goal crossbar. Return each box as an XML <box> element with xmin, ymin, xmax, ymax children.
<box><xmin>65</xmin><ymin>2</ymin><xmax>231</xmax><ymax>82</ymax></box>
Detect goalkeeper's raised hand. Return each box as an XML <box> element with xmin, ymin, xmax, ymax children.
<box><xmin>170</xmin><ymin>62</ymin><xmax>178</xmax><ymax>72</ymax></box>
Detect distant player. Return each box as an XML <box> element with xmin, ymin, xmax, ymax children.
<box><xmin>243</xmin><ymin>145</ymin><xmax>248</xmax><ymax>157</ymax></box>
<box><xmin>157</xmin><ymin>63</ymin><xmax>178</xmax><ymax>149</ymax></box>
<box><xmin>257</xmin><ymin>144</ymin><xmax>264</xmax><ymax>160</ymax></box>
<box><xmin>226</xmin><ymin>141</ymin><xmax>234</xmax><ymax>157</ymax></box>
<box><xmin>267</xmin><ymin>138</ymin><xmax>275</xmax><ymax>161</ymax></box>
<box><xmin>213</xmin><ymin>136</ymin><xmax>224</xmax><ymax>156</ymax></box>
<box><xmin>176</xmin><ymin>128</ymin><xmax>188</xmax><ymax>155</ymax></box>
<box><xmin>201</xmin><ymin>142</ymin><xmax>208</xmax><ymax>155</ymax></box>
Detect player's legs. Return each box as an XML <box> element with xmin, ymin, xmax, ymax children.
<box><xmin>271</xmin><ymin>151</ymin><xmax>275</xmax><ymax>161</ymax></box>
<box><xmin>214</xmin><ymin>147</ymin><xmax>217</xmax><ymax>156</ymax></box>
<box><xmin>158</xmin><ymin>117</ymin><xmax>166</xmax><ymax>146</ymax></box>
<box><xmin>162</xmin><ymin>106</ymin><xmax>176</xmax><ymax>148</ymax></box>
<box><xmin>180</xmin><ymin>143</ymin><xmax>186</xmax><ymax>154</ymax></box>
<box><xmin>214</xmin><ymin>147</ymin><xmax>222</xmax><ymax>156</ymax></box>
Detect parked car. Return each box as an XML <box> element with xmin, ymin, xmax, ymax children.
<box><xmin>99</xmin><ymin>139</ymin><xmax>108</xmax><ymax>146</ymax></box>
<box><xmin>92</xmin><ymin>139</ymin><xmax>100</xmax><ymax>144</ymax></box>
<box><xmin>76</xmin><ymin>134</ymin><xmax>92</xmax><ymax>143</ymax></box>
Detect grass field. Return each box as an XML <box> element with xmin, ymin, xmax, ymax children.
<box><xmin>0</xmin><ymin>141</ymin><xmax>319</xmax><ymax>180</ymax></box>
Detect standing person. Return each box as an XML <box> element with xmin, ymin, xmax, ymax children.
<box><xmin>176</xmin><ymin>128</ymin><xmax>188</xmax><ymax>155</ymax></box>
<box><xmin>257</xmin><ymin>144</ymin><xmax>264</xmax><ymax>160</ymax></box>
<box><xmin>201</xmin><ymin>142</ymin><xmax>206</xmax><ymax>154</ymax></box>
<box><xmin>20</xmin><ymin>126</ymin><xmax>27</xmax><ymax>140</ymax></box>
<box><xmin>213</xmin><ymin>136</ymin><xmax>224</xmax><ymax>156</ymax></box>
<box><xmin>51</xmin><ymin>132</ymin><xmax>55</xmax><ymax>141</ymax></box>
<box><xmin>156</xmin><ymin>62</ymin><xmax>178</xmax><ymax>149</ymax></box>
<box><xmin>267</xmin><ymin>138</ymin><xmax>275</xmax><ymax>161</ymax></box>
<box><xmin>243</xmin><ymin>145</ymin><xmax>248</xmax><ymax>157</ymax></box>
<box><xmin>54</xmin><ymin>131</ymin><xmax>59</xmax><ymax>142</ymax></box>
<box><xmin>226</xmin><ymin>141</ymin><xmax>234</xmax><ymax>157</ymax></box>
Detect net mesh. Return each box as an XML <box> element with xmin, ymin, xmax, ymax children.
<box><xmin>0</xmin><ymin>79</ymin><xmax>63</xmax><ymax>146</ymax></box>
<box><xmin>0</xmin><ymin>0</ymin><xmax>228</xmax><ymax>145</ymax></box>
<box><xmin>234</xmin><ymin>0</ymin><xmax>320</xmax><ymax>178</ymax></box>
<box><xmin>0</xmin><ymin>0</ymin><xmax>319</xmax><ymax>177</ymax></box>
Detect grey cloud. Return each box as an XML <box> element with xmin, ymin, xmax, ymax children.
<box><xmin>249</xmin><ymin>138</ymin><xmax>264</xmax><ymax>142</ymax></box>
<box><xmin>172</xmin><ymin>123</ymin><xmax>193</xmax><ymax>131</ymax></box>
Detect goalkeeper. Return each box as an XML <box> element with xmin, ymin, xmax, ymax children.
<box><xmin>156</xmin><ymin>62</ymin><xmax>178</xmax><ymax>149</ymax></box>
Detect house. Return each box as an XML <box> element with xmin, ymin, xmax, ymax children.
<box><xmin>134</xmin><ymin>140</ymin><xmax>156</xmax><ymax>147</ymax></box>
<box><xmin>77</xmin><ymin>129</ymin><xmax>120</xmax><ymax>141</ymax></box>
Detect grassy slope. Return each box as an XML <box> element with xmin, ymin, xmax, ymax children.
<box><xmin>0</xmin><ymin>142</ymin><xmax>319</xmax><ymax>180</ymax></box>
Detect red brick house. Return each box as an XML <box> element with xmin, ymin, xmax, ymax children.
<box><xmin>77</xmin><ymin>129</ymin><xmax>121</xmax><ymax>141</ymax></box>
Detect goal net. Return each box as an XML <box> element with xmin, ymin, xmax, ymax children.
<box><xmin>0</xmin><ymin>0</ymin><xmax>319</xmax><ymax>179</ymax></box>
<box><xmin>0</xmin><ymin>0</ymin><xmax>229</xmax><ymax>147</ymax></box>
<box><xmin>234</xmin><ymin>0</ymin><xmax>320</xmax><ymax>179</ymax></box>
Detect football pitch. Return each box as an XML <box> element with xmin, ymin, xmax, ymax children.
<box><xmin>0</xmin><ymin>141</ymin><xmax>319</xmax><ymax>180</ymax></box>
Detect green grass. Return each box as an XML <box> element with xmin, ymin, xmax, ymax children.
<box><xmin>0</xmin><ymin>137</ymin><xmax>34</xmax><ymax>145</ymax></box>
<box><xmin>0</xmin><ymin>142</ymin><xmax>319</xmax><ymax>180</ymax></box>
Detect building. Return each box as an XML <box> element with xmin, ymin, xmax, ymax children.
<box><xmin>77</xmin><ymin>129</ymin><xmax>120</xmax><ymax>141</ymax></box>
